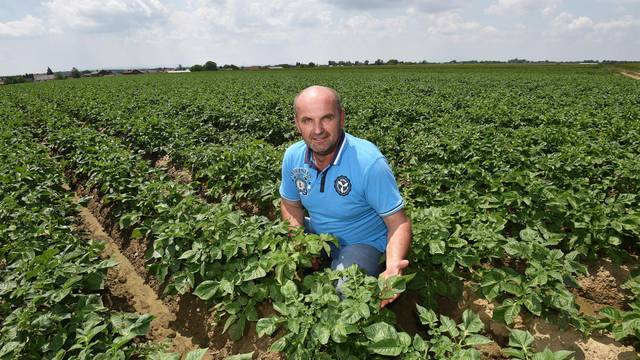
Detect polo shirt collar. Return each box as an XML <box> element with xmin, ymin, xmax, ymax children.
<box><xmin>304</xmin><ymin>131</ymin><xmax>348</xmax><ymax>169</ymax></box>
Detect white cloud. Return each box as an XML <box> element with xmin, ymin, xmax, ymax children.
<box><xmin>324</xmin><ymin>0</ymin><xmax>468</xmax><ymax>13</ymax></box>
<box><xmin>43</xmin><ymin>0</ymin><xmax>168</xmax><ymax>33</ymax></box>
<box><xmin>485</xmin><ymin>0</ymin><xmax>560</xmax><ymax>16</ymax></box>
<box><xmin>552</xmin><ymin>12</ymin><xmax>594</xmax><ymax>32</ymax></box>
<box><xmin>0</xmin><ymin>15</ymin><xmax>46</xmax><ymax>38</ymax></box>
<box><xmin>550</xmin><ymin>12</ymin><xmax>637</xmax><ymax>35</ymax></box>
<box><xmin>594</xmin><ymin>15</ymin><xmax>636</xmax><ymax>31</ymax></box>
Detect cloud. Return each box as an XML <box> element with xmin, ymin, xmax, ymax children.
<box><xmin>485</xmin><ymin>0</ymin><xmax>560</xmax><ymax>16</ymax></box>
<box><xmin>43</xmin><ymin>0</ymin><xmax>168</xmax><ymax>33</ymax></box>
<box><xmin>0</xmin><ymin>15</ymin><xmax>46</xmax><ymax>38</ymax></box>
<box><xmin>324</xmin><ymin>0</ymin><xmax>467</xmax><ymax>13</ymax></box>
<box><xmin>547</xmin><ymin>11</ymin><xmax>638</xmax><ymax>43</ymax></box>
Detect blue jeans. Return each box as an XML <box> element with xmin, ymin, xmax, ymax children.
<box><xmin>304</xmin><ymin>217</ymin><xmax>383</xmax><ymax>277</ymax></box>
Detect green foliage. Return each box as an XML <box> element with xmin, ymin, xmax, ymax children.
<box><xmin>0</xmin><ymin>112</ymin><xmax>160</xmax><ymax>359</ymax></box>
<box><xmin>2</xmin><ymin>65</ymin><xmax>638</xmax><ymax>355</ymax></box>
<box><xmin>502</xmin><ymin>329</ymin><xmax>574</xmax><ymax>360</ymax></box>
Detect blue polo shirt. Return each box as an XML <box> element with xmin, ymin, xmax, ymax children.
<box><xmin>279</xmin><ymin>132</ymin><xmax>404</xmax><ymax>253</ymax></box>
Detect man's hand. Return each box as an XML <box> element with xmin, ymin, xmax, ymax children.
<box><xmin>379</xmin><ymin>259</ymin><xmax>409</xmax><ymax>308</ymax></box>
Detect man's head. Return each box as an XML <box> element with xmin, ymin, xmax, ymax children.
<box><xmin>293</xmin><ymin>85</ymin><xmax>345</xmax><ymax>157</ymax></box>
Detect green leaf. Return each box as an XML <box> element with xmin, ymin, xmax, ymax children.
<box><xmin>460</xmin><ymin>310</ymin><xmax>484</xmax><ymax>334</ymax></box>
<box><xmin>256</xmin><ymin>317</ymin><xmax>279</xmax><ymax>337</ymax></box>
<box><xmin>416</xmin><ymin>304</ymin><xmax>437</xmax><ymax>325</ymax></box>
<box><xmin>412</xmin><ymin>334</ymin><xmax>427</xmax><ymax>352</ymax></box>
<box><xmin>502</xmin><ymin>348</ymin><xmax>526</xmax><ymax>359</ymax></box>
<box><xmin>523</xmin><ymin>293</ymin><xmax>543</xmax><ymax>317</ymax></box>
<box><xmin>229</xmin><ymin>316</ymin><xmax>246</xmax><ymax>341</ymax></box>
<box><xmin>331</xmin><ymin>322</ymin><xmax>348</xmax><ymax>343</ymax></box>
<box><xmin>225</xmin><ymin>352</ymin><xmax>254</xmax><ymax>360</ymax></box>
<box><xmin>368</xmin><ymin>338</ymin><xmax>404</xmax><ymax>357</ymax></box>
<box><xmin>280</xmin><ymin>280</ymin><xmax>298</xmax><ymax>300</ymax></box>
<box><xmin>243</xmin><ymin>265</ymin><xmax>267</xmax><ymax>281</ymax></box>
<box><xmin>184</xmin><ymin>348</ymin><xmax>208</xmax><ymax>360</ymax></box>
<box><xmin>464</xmin><ymin>334</ymin><xmax>493</xmax><ymax>346</ymax></box>
<box><xmin>312</xmin><ymin>325</ymin><xmax>331</xmax><ymax>345</ymax></box>
<box><xmin>494</xmin><ymin>301</ymin><xmax>521</xmax><ymax>325</ymax></box>
<box><xmin>364</xmin><ymin>322</ymin><xmax>398</xmax><ymax>342</ymax></box>
<box><xmin>440</xmin><ymin>315</ymin><xmax>459</xmax><ymax>337</ymax></box>
<box><xmin>269</xmin><ymin>337</ymin><xmax>287</xmax><ymax>352</ymax></box>
<box><xmin>508</xmin><ymin>329</ymin><xmax>534</xmax><ymax>350</ymax></box>
<box><xmin>193</xmin><ymin>280</ymin><xmax>217</xmax><ymax>300</ymax></box>
<box><xmin>429</xmin><ymin>240</ymin><xmax>446</xmax><ymax>254</ymax></box>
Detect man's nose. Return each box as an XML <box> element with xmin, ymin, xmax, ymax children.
<box><xmin>312</xmin><ymin>120</ymin><xmax>324</xmax><ymax>134</ymax></box>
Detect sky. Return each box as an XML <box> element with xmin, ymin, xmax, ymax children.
<box><xmin>0</xmin><ymin>0</ymin><xmax>639</xmax><ymax>75</ymax></box>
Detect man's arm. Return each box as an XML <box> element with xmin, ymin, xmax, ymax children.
<box><xmin>280</xmin><ymin>198</ymin><xmax>305</xmax><ymax>228</ymax></box>
<box><xmin>380</xmin><ymin>209</ymin><xmax>412</xmax><ymax>307</ymax></box>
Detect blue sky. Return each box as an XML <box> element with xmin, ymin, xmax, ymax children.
<box><xmin>1</xmin><ymin>0</ymin><xmax>639</xmax><ymax>75</ymax></box>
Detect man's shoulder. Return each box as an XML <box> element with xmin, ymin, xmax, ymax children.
<box><xmin>283</xmin><ymin>140</ymin><xmax>307</xmax><ymax>160</ymax></box>
<box><xmin>345</xmin><ymin>133</ymin><xmax>385</xmax><ymax>165</ymax></box>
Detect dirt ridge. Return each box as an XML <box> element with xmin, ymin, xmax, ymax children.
<box><xmin>75</xmin><ymin>197</ymin><xmax>209</xmax><ymax>358</ymax></box>
<box><xmin>619</xmin><ymin>70</ymin><xmax>640</xmax><ymax>80</ymax></box>
<box><xmin>74</xmin><ymin>186</ymin><xmax>279</xmax><ymax>360</ymax></box>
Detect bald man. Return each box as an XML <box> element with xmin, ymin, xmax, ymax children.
<box><xmin>279</xmin><ymin>86</ymin><xmax>412</xmax><ymax>307</ymax></box>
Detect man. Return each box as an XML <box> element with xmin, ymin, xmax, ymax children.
<box><xmin>279</xmin><ymin>85</ymin><xmax>412</xmax><ymax>307</ymax></box>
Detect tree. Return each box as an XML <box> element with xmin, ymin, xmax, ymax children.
<box><xmin>70</xmin><ymin>67</ymin><xmax>81</xmax><ymax>78</ymax></box>
<box><xmin>386</xmin><ymin>59</ymin><xmax>399</xmax><ymax>65</ymax></box>
<box><xmin>364</xmin><ymin>60</ymin><xmax>369</xmax><ymax>65</ymax></box>
<box><xmin>374</xmin><ymin>59</ymin><xmax>384</xmax><ymax>65</ymax></box>
<box><xmin>54</xmin><ymin>72</ymin><xmax>66</xmax><ymax>80</ymax></box>
<box><xmin>46</xmin><ymin>67</ymin><xmax>53</xmax><ymax>75</ymax></box>
<box><xmin>203</xmin><ymin>61</ymin><xmax>218</xmax><ymax>71</ymax></box>
<box><xmin>190</xmin><ymin>64</ymin><xmax>203</xmax><ymax>72</ymax></box>
<box><xmin>308</xmin><ymin>62</ymin><xmax>316</xmax><ymax>67</ymax></box>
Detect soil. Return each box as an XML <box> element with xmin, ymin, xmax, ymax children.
<box><xmin>75</xmin><ymin>188</ymin><xmax>280</xmax><ymax>359</ymax></box>
<box><xmin>70</xmin><ymin>174</ymin><xmax>640</xmax><ymax>360</ymax></box>
<box><xmin>619</xmin><ymin>70</ymin><xmax>640</xmax><ymax>81</ymax></box>
<box><xmin>76</xmin><ymin>199</ymin><xmax>204</xmax><ymax>357</ymax></box>
<box><xmin>155</xmin><ymin>155</ymin><xmax>192</xmax><ymax>184</ymax></box>
<box><xmin>575</xmin><ymin>259</ymin><xmax>632</xmax><ymax>309</ymax></box>
<box><xmin>437</xmin><ymin>280</ymin><xmax>638</xmax><ymax>360</ymax></box>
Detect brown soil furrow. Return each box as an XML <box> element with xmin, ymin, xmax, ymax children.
<box><xmin>441</xmin><ymin>281</ymin><xmax>638</xmax><ymax>360</ymax></box>
<box><xmin>75</xmin><ymin>188</ymin><xmax>279</xmax><ymax>359</ymax></box>
<box><xmin>76</xmin><ymin>199</ymin><xmax>211</xmax><ymax>359</ymax></box>
<box><xmin>619</xmin><ymin>70</ymin><xmax>640</xmax><ymax>80</ymax></box>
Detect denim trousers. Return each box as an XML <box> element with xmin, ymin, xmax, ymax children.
<box><xmin>304</xmin><ymin>217</ymin><xmax>383</xmax><ymax>277</ymax></box>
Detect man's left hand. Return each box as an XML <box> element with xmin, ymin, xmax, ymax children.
<box><xmin>379</xmin><ymin>259</ymin><xmax>409</xmax><ymax>308</ymax></box>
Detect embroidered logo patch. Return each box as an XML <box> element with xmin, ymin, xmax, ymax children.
<box><xmin>291</xmin><ymin>167</ymin><xmax>311</xmax><ymax>196</ymax></box>
<box><xmin>334</xmin><ymin>175</ymin><xmax>351</xmax><ymax>196</ymax></box>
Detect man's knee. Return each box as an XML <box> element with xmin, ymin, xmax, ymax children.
<box><xmin>331</xmin><ymin>243</ymin><xmax>383</xmax><ymax>277</ymax></box>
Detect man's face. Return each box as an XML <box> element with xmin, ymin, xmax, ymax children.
<box><xmin>294</xmin><ymin>89</ymin><xmax>345</xmax><ymax>157</ymax></box>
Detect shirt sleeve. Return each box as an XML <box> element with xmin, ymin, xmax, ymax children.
<box><xmin>363</xmin><ymin>157</ymin><xmax>404</xmax><ymax>217</ymax></box>
<box><xmin>279</xmin><ymin>150</ymin><xmax>300</xmax><ymax>202</ymax></box>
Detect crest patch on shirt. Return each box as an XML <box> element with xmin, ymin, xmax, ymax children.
<box><xmin>334</xmin><ymin>175</ymin><xmax>351</xmax><ymax>196</ymax></box>
<box><xmin>291</xmin><ymin>167</ymin><xmax>311</xmax><ymax>196</ymax></box>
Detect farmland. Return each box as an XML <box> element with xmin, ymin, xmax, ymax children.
<box><xmin>1</xmin><ymin>64</ymin><xmax>640</xmax><ymax>359</ymax></box>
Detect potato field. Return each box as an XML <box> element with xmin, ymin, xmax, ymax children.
<box><xmin>1</xmin><ymin>64</ymin><xmax>640</xmax><ymax>359</ymax></box>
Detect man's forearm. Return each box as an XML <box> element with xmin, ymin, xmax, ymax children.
<box><xmin>280</xmin><ymin>198</ymin><xmax>305</xmax><ymax>228</ymax></box>
<box><xmin>386</xmin><ymin>221</ymin><xmax>412</xmax><ymax>265</ymax></box>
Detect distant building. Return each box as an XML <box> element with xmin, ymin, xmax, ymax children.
<box><xmin>268</xmin><ymin>66</ymin><xmax>283</xmax><ymax>70</ymax></box>
<box><xmin>85</xmin><ymin>70</ymin><xmax>114</xmax><ymax>77</ymax></box>
<box><xmin>122</xmin><ymin>69</ymin><xmax>143</xmax><ymax>75</ymax></box>
<box><xmin>0</xmin><ymin>78</ymin><xmax>5</xmax><ymax>85</ymax></box>
<box><xmin>33</xmin><ymin>73</ymin><xmax>55</xmax><ymax>82</ymax></box>
<box><xmin>167</xmin><ymin>69</ymin><xmax>191</xmax><ymax>73</ymax></box>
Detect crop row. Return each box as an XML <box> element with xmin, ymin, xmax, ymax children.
<box><xmin>0</xmin><ymin>101</ymin><xmax>160</xmax><ymax>359</ymax></box>
<box><xmin>20</xmin><ymin>69</ymin><xmax>640</xmax><ymax>329</ymax></box>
